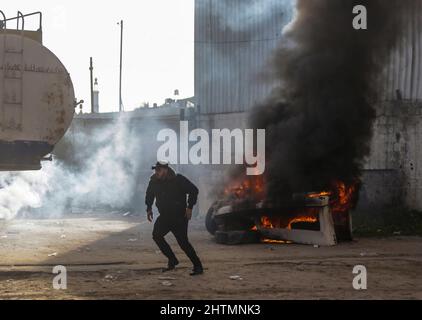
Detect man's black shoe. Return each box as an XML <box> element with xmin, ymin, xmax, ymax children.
<box><xmin>190</xmin><ymin>266</ymin><xmax>204</xmax><ymax>276</ymax></box>
<box><xmin>162</xmin><ymin>259</ymin><xmax>179</xmax><ymax>273</ymax></box>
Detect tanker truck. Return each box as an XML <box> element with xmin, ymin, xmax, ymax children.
<box><xmin>0</xmin><ymin>11</ymin><xmax>75</xmax><ymax>171</ymax></box>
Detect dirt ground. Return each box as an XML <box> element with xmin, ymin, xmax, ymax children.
<box><xmin>0</xmin><ymin>213</ymin><xmax>421</xmax><ymax>300</ymax></box>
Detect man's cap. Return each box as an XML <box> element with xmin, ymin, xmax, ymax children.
<box><xmin>152</xmin><ymin>161</ymin><xmax>169</xmax><ymax>170</ymax></box>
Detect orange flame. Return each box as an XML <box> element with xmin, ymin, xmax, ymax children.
<box><xmin>261</xmin><ymin>216</ymin><xmax>275</xmax><ymax>229</ymax></box>
<box><xmin>231</xmin><ymin>177</ymin><xmax>358</xmax><ymax>243</ymax></box>
<box><xmin>287</xmin><ymin>216</ymin><xmax>318</xmax><ymax>230</ymax></box>
<box><xmin>224</xmin><ymin>175</ymin><xmax>265</xmax><ymax>201</ymax></box>
<box><xmin>307</xmin><ymin>191</ymin><xmax>332</xmax><ymax>198</ymax></box>
<box><xmin>306</xmin><ymin>180</ymin><xmax>358</xmax><ymax>213</ymax></box>
<box><xmin>261</xmin><ymin>239</ymin><xmax>293</xmax><ymax>244</ymax></box>
<box><xmin>331</xmin><ymin>181</ymin><xmax>357</xmax><ymax>212</ymax></box>
<box><xmin>254</xmin><ymin>214</ymin><xmax>318</xmax><ymax>231</ymax></box>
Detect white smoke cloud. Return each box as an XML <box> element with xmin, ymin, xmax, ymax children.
<box><xmin>0</xmin><ymin>169</ymin><xmax>51</xmax><ymax>220</ymax></box>
<box><xmin>0</xmin><ymin>116</ymin><xmax>157</xmax><ymax>220</ymax></box>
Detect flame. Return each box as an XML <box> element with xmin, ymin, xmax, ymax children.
<box><xmin>261</xmin><ymin>216</ymin><xmax>274</xmax><ymax>229</ymax></box>
<box><xmin>225</xmin><ymin>175</ymin><xmax>358</xmax><ymax>214</ymax></box>
<box><xmin>250</xmin><ymin>215</ymin><xmax>318</xmax><ymax>244</ymax></box>
<box><xmin>307</xmin><ymin>191</ymin><xmax>332</xmax><ymax>198</ymax></box>
<box><xmin>261</xmin><ymin>239</ymin><xmax>292</xmax><ymax>244</ymax></box>
<box><xmin>229</xmin><ymin>177</ymin><xmax>358</xmax><ymax>244</ymax></box>
<box><xmin>250</xmin><ymin>222</ymin><xmax>292</xmax><ymax>244</ymax></box>
<box><xmin>330</xmin><ymin>181</ymin><xmax>357</xmax><ymax>212</ymax></box>
<box><xmin>306</xmin><ymin>180</ymin><xmax>358</xmax><ymax>213</ymax></box>
<box><xmin>224</xmin><ymin>175</ymin><xmax>265</xmax><ymax>201</ymax></box>
<box><xmin>287</xmin><ymin>216</ymin><xmax>318</xmax><ymax>230</ymax></box>
<box><xmin>255</xmin><ymin>214</ymin><xmax>318</xmax><ymax>231</ymax></box>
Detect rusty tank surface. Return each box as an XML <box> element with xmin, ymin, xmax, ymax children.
<box><xmin>0</xmin><ymin>11</ymin><xmax>75</xmax><ymax>171</ymax></box>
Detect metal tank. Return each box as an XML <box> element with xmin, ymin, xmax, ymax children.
<box><xmin>0</xmin><ymin>11</ymin><xmax>75</xmax><ymax>171</ymax></box>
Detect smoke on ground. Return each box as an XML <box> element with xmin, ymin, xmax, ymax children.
<box><xmin>0</xmin><ymin>116</ymin><xmax>160</xmax><ymax>220</ymax></box>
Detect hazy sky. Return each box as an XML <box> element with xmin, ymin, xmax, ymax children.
<box><xmin>2</xmin><ymin>0</ymin><xmax>194</xmax><ymax>113</ymax></box>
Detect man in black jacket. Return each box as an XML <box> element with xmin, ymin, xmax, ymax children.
<box><xmin>145</xmin><ymin>161</ymin><xmax>203</xmax><ymax>276</ymax></box>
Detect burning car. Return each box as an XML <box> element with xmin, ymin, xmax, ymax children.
<box><xmin>206</xmin><ymin>175</ymin><xmax>357</xmax><ymax>246</ymax></box>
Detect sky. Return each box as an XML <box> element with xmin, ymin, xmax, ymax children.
<box><xmin>1</xmin><ymin>0</ymin><xmax>194</xmax><ymax>113</ymax></box>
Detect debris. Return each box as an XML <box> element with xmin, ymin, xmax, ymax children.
<box><xmin>60</xmin><ymin>234</ymin><xmax>66</xmax><ymax>239</ymax></box>
<box><xmin>393</xmin><ymin>231</ymin><xmax>402</xmax><ymax>236</ymax></box>
<box><xmin>104</xmin><ymin>274</ymin><xmax>115</xmax><ymax>281</ymax></box>
<box><xmin>313</xmin><ymin>245</ymin><xmax>320</xmax><ymax>248</ymax></box>
<box><xmin>229</xmin><ymin>275</ymin><xmax>243</xmax><ymax>281</ymax></box>
<box><xmin>158</xmin><ymin>276</ymin><xmax>177</xmax><ymax>281</ymax></box>
<box><xmin>123</xmin><ymin>212</ymin><xmax>131</xmax><ymax>217</ymax></box>
<box><xmin>155</xmin><ymin>250</ymin><xmax>161</xmax><ymax>254</ymax></box>
<box><xmin>48</xmin><ymin>252</ymin><xmax>58</xmax><ymax>257</ymax></box>
<box><xmin>161</xmin><ymin>281</ymin><xmax>174</xmax><ymax>287</ymax></box>
<box><xmin>128</xmin><ymin>238</ymin><xmax>138</xmax><ymax>242</ymax></box>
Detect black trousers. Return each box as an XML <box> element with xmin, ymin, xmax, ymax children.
<box><xmin>152</xmin><ymin>216</ymin><xmax>202</xmax><ymax>268</ymax></box>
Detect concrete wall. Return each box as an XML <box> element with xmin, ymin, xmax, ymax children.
<box><xmin>364</xmin><ymin>100</ymin><xmax>422</xmax><ymax>210</ymax></box>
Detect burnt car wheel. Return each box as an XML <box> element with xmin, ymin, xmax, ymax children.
<box><xmin>205</xmin><ymin>206</ymin><xmax>218</xmax><ymax>235</ymax></box>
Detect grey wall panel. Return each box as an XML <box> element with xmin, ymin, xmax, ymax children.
<box><xmin>381</xmin><ymin>1</ymin><xmax>422</xmax><ymax>102</ymax></box>
<box><xmin>195</xmin><ymin>0</ymin><xmax>293</xmax><ymax>115</ymax></box>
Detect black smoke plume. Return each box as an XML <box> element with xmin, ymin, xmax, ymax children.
<box><xmin>251</xmin><ymin>0</ymin><xmax>409</xmax><ymax>200</ymax></box>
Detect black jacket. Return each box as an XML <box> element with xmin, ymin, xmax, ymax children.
<box><xmin>145</xmin><ymin>168</ymin><xmax>199</xmax><ymax>219</ymax></box>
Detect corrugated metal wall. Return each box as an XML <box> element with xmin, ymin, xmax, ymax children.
<box><xmin>196</xmin><ymin>1</ymin><xmax>422</xmax><ymax>114</ymax></box>
<box><xmin>195</xmin><ymin>0</ymin><xmax>293</xmax><ymax>114</ymax></box>
<box><xmin>381</xmin><ymin>0</ymin><xmax>422</xmax><ymax>102</ymax></box>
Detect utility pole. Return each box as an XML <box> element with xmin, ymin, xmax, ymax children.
<box><xmin>90</xmin><ymin>57</ymin><xmax>94</xmax><ymax>113</ymax></box>
<box><xmin>118</xmin><ymin>20</ymin><xmax>124</xmax><ymax>112</ymax></box>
